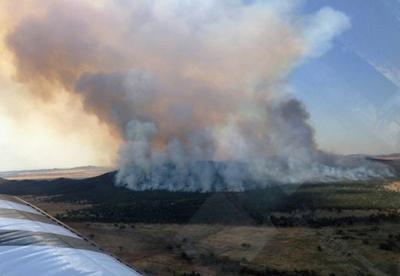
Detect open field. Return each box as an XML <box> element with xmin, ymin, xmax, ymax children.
<box><xmin>63</xmin><ymin>222</ymin><xmax>399</xmax><ymax>275</ymax></box>
<box><xmin>0</xmin><ymin>172</ymin><xmax>398</xmax><ymax>275</ymax></box>
<box><xmin>16</xmin><ymin>197</ymin><xmax>400</xmax><ymax>275</ymax></box>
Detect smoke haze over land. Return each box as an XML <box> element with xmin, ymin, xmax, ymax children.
<box><xmin>2</xmin><ymin>0</ymin><xmax>394</xmax><ymax>191</ymax></box>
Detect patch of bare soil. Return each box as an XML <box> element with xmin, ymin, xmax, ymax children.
<box><xmin>385</xmin><ymin>181</ymin><xmax>400</xmax><ymax>192</ymax></box>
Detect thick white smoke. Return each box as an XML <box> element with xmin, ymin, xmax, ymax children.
<box><xmin>6</xmin><ymin>0</ymin><xmax>394</xmax><ymax>191</ymax></box>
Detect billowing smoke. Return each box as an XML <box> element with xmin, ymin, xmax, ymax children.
<box><xmin>6</xmin><ymin>0</ymin><xmax>394</xmax><ymax>191</ymax></box>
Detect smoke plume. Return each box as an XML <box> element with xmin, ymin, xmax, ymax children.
<box><xmin>6</xmin><ymin>0</ymin><xmax>394</xmax><ymax>191</ymax></box>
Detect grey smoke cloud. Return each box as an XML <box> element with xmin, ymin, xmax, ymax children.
<box><xmin>6</xmin><ymin>0</ymin><xmax>393</xmax><ymax>191</ymax></box>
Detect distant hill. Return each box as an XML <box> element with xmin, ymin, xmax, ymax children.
<box><xmin>1</xmin><ymin>172</ymin><xmax>399</xmax><ymax>225</ymax></box>
<box><xmin>366</xmin><ymin>153</ymin><xmax>400</xmax><ymax>174</ymax></box>
<box><xmin>0</xmin><ymin>166</ymin><xmax>113</xmax><ymax>180</ymax></box>
<box><xmin>367</xmin><ymin>153</ymin><xmax>400</xmax><ymax>161</ymax></box>
<box><xmin>0</xmin><ymin>171</ymin><xmax>294</xmax><ymax>224</ymax></box>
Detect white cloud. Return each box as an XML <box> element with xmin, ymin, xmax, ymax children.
<box><xmin>303</xmin><ymin>7</ymin><xmax>351</xmax><ymax>59</ymax></box>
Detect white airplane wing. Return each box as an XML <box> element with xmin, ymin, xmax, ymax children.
<box><xmin>0</xmin><ymin>195</ymin><xmax>141</xmax><ymax>275</ymax></box>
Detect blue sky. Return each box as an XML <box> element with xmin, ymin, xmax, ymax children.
<box><xmin>289</xmin><ymin>0</ymin><xmax>400</xmax><ymax>154</ymax></box>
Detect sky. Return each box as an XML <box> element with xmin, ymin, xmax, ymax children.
<box><xmin>295</xmin><ymin>0</ymin><xmax>400</xmax><ymax>154</ymax></box>
<box><xmin>0</xmin><ymin>0</ymin><xmax>399</xmax><ymax>171</ymax></box>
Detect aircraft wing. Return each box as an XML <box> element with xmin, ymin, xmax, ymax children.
<box><xmin>0</xmin><ymin>194</ymin><xmax>140</xmax><ymax>275</ymax></box>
